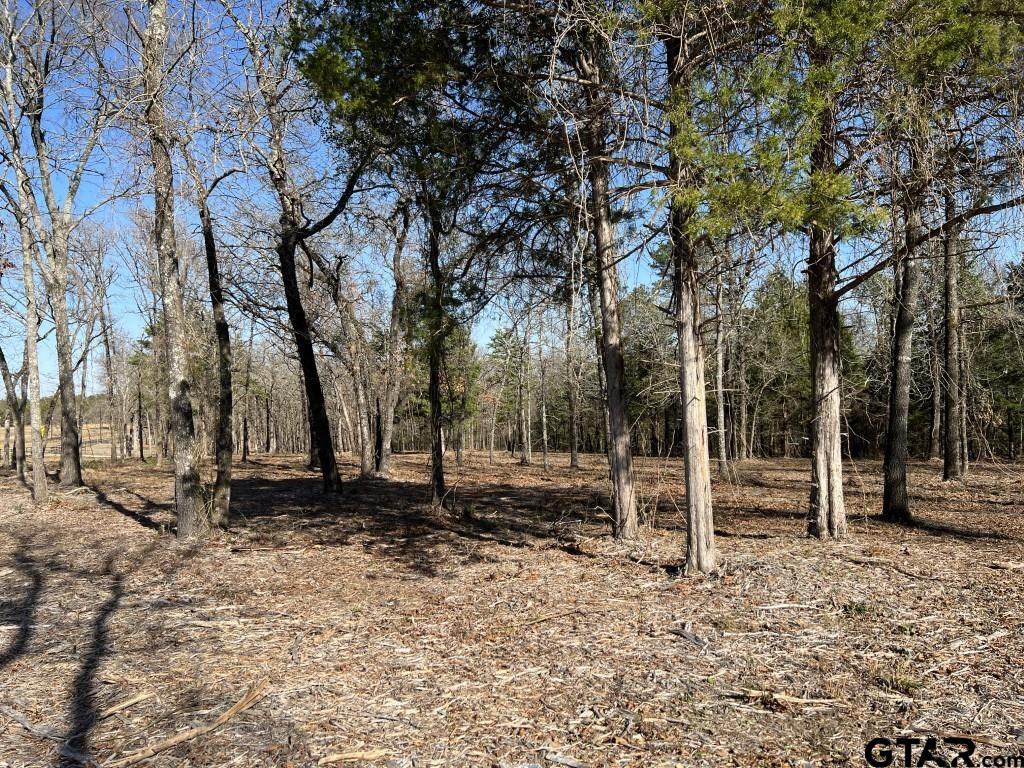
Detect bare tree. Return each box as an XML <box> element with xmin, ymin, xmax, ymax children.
<box><xmin>0</xmin><ymin>0</ymin><xmax>128</xmax><ymax>487</ymax></box>
<box><xmin>141</xmin><ymin>0</ymin><xmax>204</xmax><ymax>538</ymax></box>
<box><xmin>221</xmin><ymin>0</ymin><xmax>371</xmax><ymax>492</ymax></box>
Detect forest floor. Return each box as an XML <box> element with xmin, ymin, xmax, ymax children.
<box><xmin>1</xmin><ymin>452</ymin><xmax>1023</xmax><ymax>768</ymax></box>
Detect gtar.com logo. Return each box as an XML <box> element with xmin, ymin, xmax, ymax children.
<box><xmin>865</xmin><ymin>736</ymin><xmax>1024</xmax><ymax>767</ymax></box>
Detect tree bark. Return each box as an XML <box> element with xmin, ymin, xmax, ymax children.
<box><xmin>100</xmin><ymin>302</ymin><xmax>120</xmax><ymax>462</ymax></box>
<box><xmin>426</xmin><ymin>211</ymin><xmax>447</xmax><ymax>506</ymax></box>
<box><xmin>20</xmin><ymin>228</ymin><xmax>48</xmax><ymax>503</ymax></box>
<box><xmin>584</xmin><ymin>118</ymin><xmax>637</xmax><ymax>541</ymax></box>
<box><xmin>670</xmin><ymin>208</ymin><xmax>716</xmax><ymax>573</ymax></box>
<box><xmin>134</xmin><ymin>371</ymin><xmax>145</xmax><ymax>462</ymax></box>
<box><xmin>143</xmin><ymin>0</ymin><xmax>205</xmax><ymax>539</ymax></box>
<box><xmin>340</xmin><ymin>306</ymin><xmax>374</xmax><ymax>477</ymax></box>
<box><xmin>805</xmin><ymin>105</ymin><xmax>847</xmax><ymax>540</ymax></box>
<box><xmin>49</xmin><ymin>272</ymin><xmax>82</xmax><ymax>486</ymax></box>
<box><xmin>666</xmin><ymin>35</ymin><xmax>715</xmax><ymax>570</ymax></box>
<box><xmin>2</xmin><ymin>409</ymin><xmax>9</xmax><ymax>469</ymax></box>
<box><xmin>517</xmin><ymin>321</ymin><xmax>532</xmax><ymax>466</ymax></box>
<box><xmin>198</xmin><ymin>186</ymin><xmax>233</xmax><ymax>526</ymax></box>
<box><xmin>959</xmin><ymin>318</ymin><xmax>969</xmax><ymax>476</ymax></box>
<box><xmin>539</xmin><ymin>313</ymin><xmax>549</xmax><ymax>472</ymax></box>
<box><xmin>265</xmin><ymin>376</ymin><xmax>274</xmax><ymax>453</ymax></box>
<box><xmin>278</xmin><ymin>238</ymin><xmax>341</xmax><ymax>491</ymax></box>
<box><xmin>0</xmin><ymin>346</ymin><xmax>26</xmax><ymax>480</ymax></box>
<box><xmin>882</xmin><ymin>164</ymin><xmax>924</xmax><ymax>524</ymax></box>
<box><xmin>735</xmin><ymin>331</ymin><xmax>749</xmax><ymax>461</ymax></box>
<box><xmin>943</xmin><ymin>191</ymin><xmax>963</xmax><ymax>481</ymax></box>
<box><xmin>375</xmin><ymin>211</ymin><xmax>409</xmax><ymax>477</ymax></box>
<box><xmin>714</xmin><ymin>275</ymin><xmax>731</xmax><ymax>480</ymax></box>
<box><xmin>928</xmin><ymin>308</ymin><xmax>942</xmax><ymax>460</ymax></box>
<box><xmin>565</xmin><ymin>301</ymin><xmax>581</xmax><ymax>469</ymax></box>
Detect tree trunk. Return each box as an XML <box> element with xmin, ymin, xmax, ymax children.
<box><xmin>376</xmin><ymin>210</ymin><xmax>409</xmax><ymax>477</ymax></box>
<box><xmin>265</xmin><ymin>378</ymin><xmax>274</xmax><ymax>453</ymax></box>
<box><xmin>199</xmin><ymin>190</ymin><xmax>233</xmax><ymax>526</ymax></box>
<box><xmin>585</xmin><ymin>120</ymin><xmax>637</xmax><ymax>541</ymax></box>
<box><xmin>736</xmin><ymin>338</ymin><xmax>749</xmax><ymax>461</ymax></box>
<box><xmin>77</xmin><ymin>311</ymin><xmax>96</xmax><ymax>462</ymax></box>
<box><xmin>354</xmin><ymin>374</ymin><xmax>373</xmax><ymax>476</ymax></box>
<box><xmin>943</xmin><ymin>191</ymin><xmax>962</xmax><ymax>481</ymax></box>
<box><xmin>347</xmin><ymin>337</ymin><xmax>375</xmax><ymax>477</ymax></box>
<box><xmin>518</xmin><ymin>330</ymin><xmax>531</xmax><ymax>466</ymax></box>
<box><xmin>807</xmin><ymin>250</ymin><xmax>846</xmax><ymax>538</ymax></box>
<box><xmin>277</xmin><ymin>238</ymin><xmax>341</xmax><ymax>491</ymax></box>
<box><xmin>539</xmin><ymin>314</ymin><xmax>549</xmax><ymax>472</ymax></box>
<box><xmin>100</xmin><ymin>302</ymin><xmax>120</xmax><ymax>462</ymax></box>
<box><xmin>2</xmin><ymin>409</ymin><xmax>9</xmax><ymax>469</ymax></box>
<box><xmin>48</xmin><ymin>258</ymin><xmax>83</xmax><ymax>487</ymax></box>
<box><xmin>805</xmin><ymin>106</ymin><xmax>846</xmax><ymax>540</ymax></box>
<box><xmin>426</xmin><ymin>212</ymin><xmax>447</xmax><ymax>507</ymax></box>
<box><xmin>144</xmin><ymin>0</ymin><xmax>204</xmax><ymax>539</ymax></box>
<box><xmin>666</xmin><ymin>36</ymin><xmax>715</xmax><ymax>570</ymax></box>
<box><xmin>17</xmin><ymin>222</ymin><xmax>48</xmax><ymax>502</ymax></box>
<box><xmin>335</xmin><ymin>380</ymin><xmax>353</xmax><ymax>455</ymax></box>
<box><xmin>714</xmin><ymin>277</ymin><xmax>731</xmax><ymax>480</ymax></box>
<box><xmin>565</xmin><ymin>303</ymin><xmax>581</xmax><ymax>469</ymax></box>
<box><xmin>882</xmin><ymin>170</ymin><xmax>923</xmax><ymax>524</ymax></box>
<box><xmin>1007</xmin><ymin>408</ymin><xmax>1014</xmax><ymax>461</ymax></box>
<box><xmin>0</xmin><ymin>346</ymin><xmax>26</xmax><ymax>481</ymax></box>
<box><xmin>428</xmin><ymin>333</ymin><xmax>446</xmax><ymax>505</ymax></box>
<box><xmin>959</xmin><ymin>319</ymin><xmax>969</xmax><ymax>476</ymax></box>
<box><xmin>136</xmin><ymin>373</ymin><xmax>146</xmax><ymax>462</ymax></box>
<box><xmin>928</xmin><ymin>315</ymin><xmax>942</xmax><ymax>460</ymax></box>
<box><xmin>670</xmin><ymin>206</ymin><xmax>716</xmax><ymax>573</ymax></box>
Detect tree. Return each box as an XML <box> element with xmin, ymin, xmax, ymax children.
<box><xmin>294</xmin><ymin>0</ymin><xmax>537</xmax><ymax>505</ymax></box>
<box><xmin>882</xmin><ymin>0</ymin><xmax>1022</xmax><ymax>520</ymax></box>
<box><xmin>141</xmin><ymin>0</ymin><xmax>204</xmax><ymax>538</ymax></box>
<box><xmin>0</xmin><ymin>0</ymin><xmax>126</xmax><ymax>488</ymax></box>
<box><xmin>223</xmin><ymin>0</ymin><xmax>371</xmax><ymax>493</ymax></box>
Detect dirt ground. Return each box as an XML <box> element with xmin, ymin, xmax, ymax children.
<box><xmin>1</xmin><ymin>452</ymin><xmax>1022</xmax><ymax>767</ymax></box>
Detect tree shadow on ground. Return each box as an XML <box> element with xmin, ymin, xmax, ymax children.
<box><xmin>0</xmin><ymin>538</ymin><xmax>44</xmax><ymax>672</ymax></box>
<box><xmin>227</xmin><ymin>472</ymin><xmax>613</xmax><ymax>577</ymax></box>
<box><xmin>87</xmin><ymin>485</ymin><xmax>165</xmax><ymax>532</ymax></box>
<box><xmin>229</xmin><ymin>455</ymin><xmax>1022</xmax><ymax>564</ymax></box>
<box><xmin>1</xmin><ymin>534</ymin><xmax>158</xmax><ymax>766</ymax></box>
<box><xmin>59</xmin><ymin>554</ymin><xmax>124</xmax><ymax>767</ymax></box>
<box><xmin>865</xmin><ymin>516</ymin><xmax>1015</xmax><ymax>542</ymax></box>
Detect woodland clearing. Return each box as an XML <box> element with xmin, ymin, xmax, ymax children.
<box><xmin>2</xmin><ymin>454</ymin><xmax>1022</xmax><ymax>767</ymax></box>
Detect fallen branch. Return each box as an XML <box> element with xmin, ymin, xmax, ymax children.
<box><xmin>734</xmin><ymin>689</ymin><xmax>839</xmax><ymax>706</ymax></box>
<box><xmin>988</xmin><ymin>561</ymin><xmax>1024</xmax><ymax>571</ymax></box>
<box><xmin>0</xmin><ymin>703</ymin><xmax>64</xmax><ymax>741</ymax></box>
<box><xmin>105</xmin><ymin>680</ymin><xmax>268</xmax><ymax>767</ymax></box>
<box><xmin>0</xmin><ymin>704</ymin><xmax>91</xmax><ymax>765</ymax></box>
<box><xmin>99</xmin><ymin>692</ymin><xmax>155</xmax><ymax>720</ymax></box>
<box><xmin>845</xmin><ymin>556</ymin><xmax>943</xmax><ymax>582</ymax></box>
<box><xmin>495</xmin><ymin>608</ymin><xmax>584</xmax><ymax>633</ymax></box>
<box><xmin>667</xmin><ymin>623</ymin><xmax>710</xmax><ymax>650</ymax></box>
<box><xmin>909</xmin><ymin>727</ymin><xmax>1006</xmax><ymax>748</ymax></box>
<box><xmin>318</xmin><ymin>749</ymin><xmax>390</xmax><ymax>764</ymax></box>
<box><xmin>543</xmin><ymin>752</ymin><xmax>588</xmax><ymax>768</ymax></box>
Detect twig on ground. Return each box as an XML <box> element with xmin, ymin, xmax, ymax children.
<box><xmin>318</xmin><ymin>748</ymin><xmax>390</xmax><ymax>764</ymax></box>
<box><xmin>844</xmin><ymin>556</ymin><xmax>944</xmax><ymax>581</ymax></box>
<box><xmin>105</xmin><ymin>680</ymin><xmax>268</xmax><ymax>768</ymax></box>
<box><xmin>98</xmin><ymin>692</ymin><xmax>155</xmax><ymax>720</ymax></box>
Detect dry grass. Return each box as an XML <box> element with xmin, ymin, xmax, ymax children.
<box><xmin>1</xmin><ymin>452</ymin><xmax>1023</xmax><ymax>767</ymax></box>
